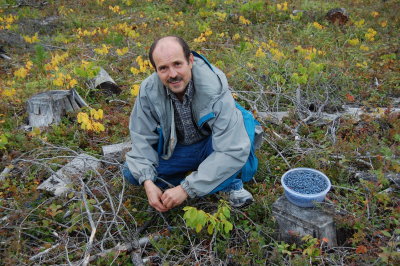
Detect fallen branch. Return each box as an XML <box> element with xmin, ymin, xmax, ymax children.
<box><xmin>82</xmin><ymin>235</ymin><xmax>161</xmax><ymax>263</ymax></box>
<box><xmin>29</xmin><ymin>243</ymin><xmax>61</xmax><ymax>261</ymax></box>
<box><xmin>258</xmin><ymin>107</ymin><xmax>400</xmax><ymax>125</ymax></box>
<box><xmin>80</xmin><ymin>178</ymin><xmax>99</xmax><ymax>266</ymax></box>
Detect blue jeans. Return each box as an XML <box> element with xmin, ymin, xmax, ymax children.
<box><xmin>122</xmin><ymin>136</ymin><xmax>244</xmax><ymax>194</ymax></box>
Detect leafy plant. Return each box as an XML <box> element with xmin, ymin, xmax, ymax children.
<box><xmin>0</xmin><ymin>133</ymin><xmax>9</xmax><ymax>150</ymax></box>
<box><xmin>183</xmin><ymin>200</ymin><xmax>233</xmax><ymax>236</ymax></box>
<box><xmin>31</xmin><ymin>44</ymin><xmax>48</xmax><ymax>72</ymax></box>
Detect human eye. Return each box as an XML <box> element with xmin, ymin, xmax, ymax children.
<box><xmin>158</xmin><ymin>66</ymin><xmax>167</xmax><ymax>72</ymax></box>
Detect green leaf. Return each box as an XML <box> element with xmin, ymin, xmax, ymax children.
<box><xmin>298</xmin><ymin>64</ymin><xmax>307</xmax><ymax>75</ymax></box>
<box><xmin>207</xmin><ymin>224</ymin><xmax>214</xmax><ymax>235</ymax></box>
<box><xmin>195</xmin><ymin>223</ymin><xmax>203</xmax><ymax>233</ymax></box>
<box><xmin>222</xmin><ymin>206</ymin><xmax>230</xmax><ymax>218</ymax></box>
<box><xmin>381</xmin><ymin>230</ymin><xmax>392</xmax><ymax>237</ymax></box>
<box><xmin>224</xmin><ymin>221</ymin><xmax>233</xmax><ymax>234</ymax></box>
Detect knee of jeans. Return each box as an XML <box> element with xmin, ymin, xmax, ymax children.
<box><xmin>121</xmin><ymin>163</ymin><xmax>140</xmax><ymax>186</ymax></box>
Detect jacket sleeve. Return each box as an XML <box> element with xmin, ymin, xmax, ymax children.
<box><xmin>125</xmin><ymin>87</ymin><xmax>160</xmax><ymax>185</ymax></box>
<box><xmin>181</xmin><ymin>91</ymin><xmax>251</xmax><ymax>197</ymax></box>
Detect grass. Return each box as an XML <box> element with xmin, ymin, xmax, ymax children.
<box><xmin>0</xmin><ymin>0</ymin><xmax>399</xmax><ymax>264</ymax></box>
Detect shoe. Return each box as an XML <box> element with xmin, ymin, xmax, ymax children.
<box><xmin>228</xmin><ymin>188</ymin><xmax>254</xmax><ymax>208</ymax></box>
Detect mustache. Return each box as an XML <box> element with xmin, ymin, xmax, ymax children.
<box><xmin>168</xmin><ymin>76</ymin><xmax>183</xmax><ymax>83</ymax></box>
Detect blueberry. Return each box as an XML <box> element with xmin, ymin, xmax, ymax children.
<box><xmin>284</xmin><ymin>170</ymin><xmax>327</xmax><ymax>194</ymax></box>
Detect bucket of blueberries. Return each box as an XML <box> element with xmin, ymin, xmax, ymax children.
<box><xmin>281</xmin><ymin>168</ymin><xmax>331</xmax><ymax>207</ymax></box>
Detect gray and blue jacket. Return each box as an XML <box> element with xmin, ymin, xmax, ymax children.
<box><xmin>126</xmin><ymin>55</ymin><xmax>259</xmax><ymax>198</ymax></box>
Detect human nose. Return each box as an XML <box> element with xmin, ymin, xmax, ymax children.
<box><xmin>169</xmin><ymin>67</ymin><xmax>177</xmax><ymax>78</ymax></box>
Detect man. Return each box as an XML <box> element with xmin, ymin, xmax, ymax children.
<box><xmin>123</xmin><ymin>36</ymin><xmax>260</xmax><ymax>212</ymax></box>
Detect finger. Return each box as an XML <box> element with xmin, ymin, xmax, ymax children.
<box><xmin>161</xmin><ymin>191</ymin><xmax>171</xmax><ymax>204</ymax></box>
<box><xmin>161</xmin><ymin>189</ymin><xmax>171</xmax><ymax>201</ymax></box>
<box><xmin>163</xmin><ymin>199</ymin><xmax>172</xmax><ymax>209</ymax></box>
<box><xmin>152</xmin><ymin>201</ymin><xmax>168</xmax><ymax>212</ymax></box>
<box><xmin>156</xmin><ymin>198</ymin><xmax>169</xmax><ymax>211</ymax></box>
<box><xmin>161</xmin><ymin>197</ymin><xmax>171</xmax><ymax>209</ymax></box>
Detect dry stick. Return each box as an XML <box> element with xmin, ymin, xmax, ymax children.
<box><xmin>131</xmin><ymin>252</ymin><xmax>145</xmax><ymax>266</ymax></box>
<box><xmin>17</xmin><ymin>197</ymin><xmax>54</xmax><ymax>252</ymax></box>
<box><xmin>263</xmin><ymin>135</ymin><xmax>291</xmax><ymax>168</ymax></box>
<box><xmin>80</xmin><ymin>178</ymin><xmax>99</xmax><ymax>266</ymax></box>
<box><xmin>233</xmin><ymin>208</ymin><xmax>276</xmax><ymax>243</ymax></box>
<box><xmin>181</xmin><ymin>215</ymin><xmax>199</xmax><ymax>262</ymax></box>
<box><xmin>108</xmin><ymin>99</ymin><xmax>129</xmax><ymax>105</ymax></box>
<box><xmin>29</xmin><ymin>243</ymin><xmax>60</xmax><ymax>261</ymax></box>
<box><xmin>81</xmin><ymin>235</ymin><xmax>161</xmax><ymax>263</ymax></box>
<box><xmin>90</xmin><ymin>171</ymin><xmax>122</xmax><ymax>250</ymax></box>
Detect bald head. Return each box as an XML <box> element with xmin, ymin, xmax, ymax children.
<box><xmin>149</xmin><ymin>36</ymin><xmax>191</xmax><ymax>70</ymax></box>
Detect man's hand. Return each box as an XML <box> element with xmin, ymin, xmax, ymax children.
<box><xmin>143</xmin><ymin>180</ymin><xmax>169</xmax><ymax>212</ymax></box>
<box><xmin>161</xmin><ymin>185</ymin><xmax>188</xmax><ymax>210</ymax></box>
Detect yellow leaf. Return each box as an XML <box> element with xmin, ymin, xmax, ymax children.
<box><xmin>370</xmin><ymin>11</ymin><xmax>379</xmax><ymax>18</ymax></box>
<box><xmin>14</xmin><ymin>67</ymin><xmax>28</xmax><ymax>78</ymax></box>
<box><xmin>204</xmin><ymin>29</ymin><xmax>212</xmax><ymax>37</ymax></box>
<box><xmin>94</xmin><ymin>122</ymin><xmax>105</xmax><ymax>132</ymax></box>
<box><xmin>23</xmin><ymin>32</ymin><xmax>40</xmax><ymax>43</ymax></box>
<box><xmin>53</xmin><ymin>75</ymin><xmax>64</xmax><ymax>87</ymax></box>
<box><xmin>354</xmin><ymin>19</ymin><xmax>365</xmax><ymax>28</ymax></box>
<box><xmin>69</xmin><ymin>79</ymin><xmax>78</xmax><ymax>88</ymax></box>
<box><xmin>239</xmin><ymin>16</ymin><xmax>251</xmax><ymax>25</ymax></box>
<box><xmin>130</xmin><ymin>67</ymin><xmax>140</xmax><ymax>75</ymax></box>
<box><xmin>360</xmin><ymin>45</ymin><xmax>369</xmax><ymax>51</ymax></box>
<box><xmin>348</xmin><ymin>38</ymin><xmax>360</xmax><ymax>46</ymax></box>
<box><xmin>25</xmin><ymin>61</ymin><xmax>33</xmax><ymax>70</ymax></box>
<box><xmin>2</xmin><ymin>88</ymin><xmax>16</xmax><ymax>97</ymax></box>
<box><xmin>86</xmin><ymin>121</ymin><xmax>93</xmax><ymax>131</ymax></box>
<box><xmin>116</xmin><ymin>47</ymin><xmax>129</xmax><ymax>56</ymax></box>
<box><xmin>131</xmin><ymin>84</ymin><xmax>140</xmax><ymax>97</ymax></box>
<box><xmin>97</xmin><ymin>109</ymin><xmax>103</xmax><ymax>119</ymax></box>
<box><xmin>255</xmin><ymin>47</ymin><xmax>266</xmax><ymax>58</ymax></box>
<box><xmin>90</xmin><ymin>108</ymin><xmax>96</xmax><ymax>118</ymax></box>
<box><xmin>94</xmin><ymin>44</ymin><xmax>110</xmax><ymax>55</ymax></box>
<box><xmin>313</xmin><ymin>22</ymin><xmax>324</xmax><ymax>30</ymax></box>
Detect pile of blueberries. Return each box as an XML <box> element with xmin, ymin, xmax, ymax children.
<box><xmin>284</xmin><ymin>170</ymin><xmax>328</xmax><ymax>194</ymax></box>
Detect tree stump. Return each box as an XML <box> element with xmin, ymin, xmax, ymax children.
<box><xmin>27</xmin><ymin>89</ymin><xmax>87</xmax><ymax>128</ymax></box>
<box><xmin>326</xmin><ymin>8</ymin><xmax>349</xmax><ymax>26</ymax></box>
<box><xmin>87</xmin><ymin>67</ymin><xmax>121</xmax><ymax>95</ymax></box>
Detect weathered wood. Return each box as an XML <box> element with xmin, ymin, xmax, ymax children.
<box><xmin>131</xmin><ymin>251</ymin><xmax>145</xmax><ymax>266</ymax></box>
<box><xmin>258</xmin><ymin>106</ymin><xmax>400</xmax><ymax>124</ymax></box>
<box><xmin>102</xmin><ymin>141</ymin><xmax>131</xmax><ymax>162</ymax></box>
<box><xmin>87</xmin><ymin>67</ymin><xmax>121</xmax><ymax>95</ymax></box>
<box><xmin>27</xmin><ymin>89</ymin><xmax>87</xmax><ymax>128</ymax></box>
<box><xmin>0</xmin><ymin>166</ymin><xmax>13</xmax><ymax>181</ymax></box>
<box><xmin>37</xmin><ymin>154</ymin><xmax>101</xmax><ymax>196</ymax></box>
<box><xmin>272</xmin><ymin>196</ymin><xmax>337</xmax><ymax>247</ymax></box>
<box><xmin>74</xmin><ymin>235</ymin><xmax>160</xmax><ymax>264</ymax></box>
<box><xmin>0</xmin><ymin>46</ymin><xmax>11</xmax><ymax>60</ymax></box>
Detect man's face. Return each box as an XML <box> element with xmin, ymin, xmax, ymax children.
<box><xmin>152</xmin><ymin>39</ymin><xmax>194</xmax><ymax>99</ymax></box>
